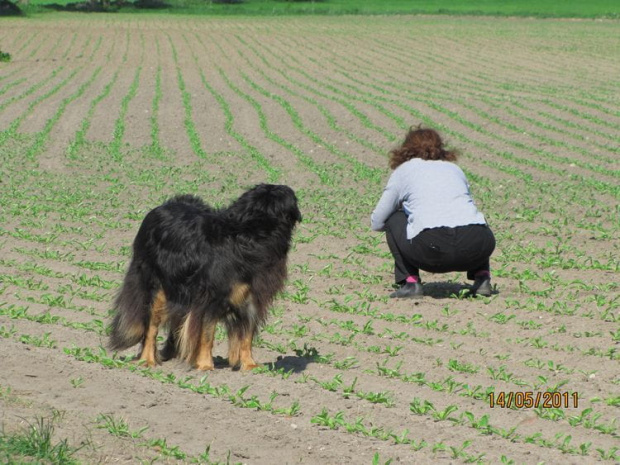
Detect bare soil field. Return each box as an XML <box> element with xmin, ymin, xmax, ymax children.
<box><xmin>0</xmin><ymin>13</ymin><xmax>618</xmax><ymax>464</ymax></box>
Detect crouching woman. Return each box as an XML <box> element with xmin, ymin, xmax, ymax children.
<box><xmin>371</xmin><ymin>126</ymin><xmax>496</xmax><ymax>298</ymax></box>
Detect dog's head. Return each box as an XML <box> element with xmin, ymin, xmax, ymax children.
<box><xmin>229</xmin><ymin>184</ymin><xmax>302</xmax><ymax>229</ymax></box>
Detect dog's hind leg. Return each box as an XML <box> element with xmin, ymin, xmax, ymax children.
<box><xmin>160</xmin><ymin>331</ymin><xmax>176</xmax><ymax>361</ymax></box>
<box><xmin>238</xmin><ymin>325</ymin><xmax>259</xmax><ymax>371</ymax></box>
<box><xmin>227</xmin><ymin>283</ymin><xmax>251</xmax><ymax>369</ymax></box>
<box><xmin>195</xmin><ymin>319</ymin><xmax>217</xmax><ymax>371</ymax></box>
<box><xmin>238</xmin><ymin>298</ymin><xmax>260</xmax><ymax>371</ymax></box>
<box><xmin>160</xmin><ymin>311</ymin><xmax>182</xmax><ymax>361</ymax></box>
<box><xmin>227</xmin><ymin>326</ymin><xmax>254</xmax><ymax>370</ymax></box>
<box><xmin>137</xmin><ymin>289</ymin><xmax>167</xmax><ymax>367</ymax></box>
<box><xmin>227</xmin><ymin>327</ymin><xmax>241</xmax><ymax>368</ymax></box>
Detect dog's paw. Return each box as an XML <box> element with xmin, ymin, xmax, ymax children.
<box><xmin>195</xmin><ymin>363</ymin><xmax>215</xmax><ymax>371</ymax></box>
<box><xmin>240</xmin><ymin>362</ymin><xmax>261</xmax><ymax>371</ymax></box>
<box><xmin>133</xmin><ymin>357</ymin><xmax>157</xmax><ymax>368</ymax></box>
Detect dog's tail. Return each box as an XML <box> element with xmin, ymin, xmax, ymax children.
<box><xmin>109</xmin><ymin>260</ymin><xmax>150</xmax><ymax>351</ymax></box>
<box><xmin>176</xmin><ymin>307</ymin><xmax>204</xmax><ymax>365</ymax></box>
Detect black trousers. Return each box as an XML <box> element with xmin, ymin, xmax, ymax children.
<box><xmin>384</xmin><ymin>211</ymin><xmax>496</xmax><ymax>284</ymax></box>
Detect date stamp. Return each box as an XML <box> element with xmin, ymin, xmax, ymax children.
<box><xmin>489</xmin><ymin>391</ymin><xmax>578</xmax><ymax>409</ymax></box>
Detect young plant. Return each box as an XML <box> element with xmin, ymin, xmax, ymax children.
<box><xmin>0</xmin><ymin>414</ymin><xmax>82</xmax><ymax>464</ymax></box>
<box><xmin>96</xmin><ymin>413</ymin><xmax>148</xmax><ymax>438</ymax></box>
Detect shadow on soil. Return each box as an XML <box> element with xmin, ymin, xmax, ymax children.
<box><xmin>269</xmin><ymin>355</ymin><xmax>312</xmax><ymax>373</ymax></box>
<box><xmin>209</xmin><ymin>355</ymin><xmax>312</xmax><ymax>373</ymax></box>
<box><xmin>422</xmin><ymin>281</ymin><xmax>498</xmax><ymax>299</ymax></box>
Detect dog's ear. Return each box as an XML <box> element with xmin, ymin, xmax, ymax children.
<box><xmin>271</xmin><ymin>185</ymin><xmax>302</xmax><ymax>225</ymax></box>
<box><xmin>269</xmin><ymin>185</ymin><xmax>302</xmax><ymax>225</ymax></box>
<box><xmin>230</xmin><ymin>184</ymin><xmax>301</xmax><ymax>225</ymax></box>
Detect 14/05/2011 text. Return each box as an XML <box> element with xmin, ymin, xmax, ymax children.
<box><xmin>489</xmin><ymin>391</ymin><xmax>578</xmax><ymax>409</ymax></box>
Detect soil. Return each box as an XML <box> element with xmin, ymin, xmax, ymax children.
<box><xmin>1</xmin><ymin>14</ymin><xmax>618</xmax><ymax>465</ymax></box>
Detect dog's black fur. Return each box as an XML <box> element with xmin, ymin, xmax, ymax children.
<box><xmin>109</xmin><ymin>184</ymin><xmax>301</xmax><ymax>370</ymax></box>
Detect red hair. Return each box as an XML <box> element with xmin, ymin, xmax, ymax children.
<box><xmin>389</xmin><ymin>126</ymin><xmax>459</xmax><ymax>170</ymax></box>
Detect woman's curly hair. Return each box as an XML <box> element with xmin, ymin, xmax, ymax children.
<box><xmin>389</xmin><ymin>126</ymin><xmax>459</xmax><ymax>170</ymax></box>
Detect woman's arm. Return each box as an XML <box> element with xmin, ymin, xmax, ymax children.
<box><xmin>371</xmin><ymin>177</ymin><xmax>401</xmax><ymax>232</ymax></box>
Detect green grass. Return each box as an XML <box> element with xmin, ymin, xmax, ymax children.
<box><xmin>0</xmin><ymin>414</ymin><xmax>81</xmax><ymax>464</ymax></box>
<box><xmin>20</xmin><ymin>0</ymin><xmax>620</xmax><ymax>18</ymax></box>
<box><xmin>1</xmin><ymin>14</ymin><xmax>618</xmax><ymax>464</ymax></box>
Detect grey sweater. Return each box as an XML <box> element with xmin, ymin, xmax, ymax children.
<box><xmin>371</xmin><ymin>158</ymin><xmax>487</xmax><ymax>240</ymax></box>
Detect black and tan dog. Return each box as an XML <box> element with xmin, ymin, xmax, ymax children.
<box><xmin>109</xmin><ymin>184</ymin><xmax>301</xmax><ymax>371</ymax></box>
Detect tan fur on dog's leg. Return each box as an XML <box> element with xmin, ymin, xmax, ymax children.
<box><xmin>195</xmin><ymin>320</ymin><xmax>216</xmax><ymax>371</ymax></box>
<box><xmin>228</xmin><ymin>284</ymin><xmax>252</xmax><ymax>368</ymax></box>
<box><xmin>228</xmin><ymin>332</ymin><xmax>241</xmax><ymax>368</ymax></box>
<box><xmin>239</xmin><ymin>297</ymin><xmax>261</xmax><ymax>370</ymax></box>
<box><xmin>239</xmin><ymin>329</ymin><xmax>259</xmax><ymax>371</ymax></box>
<box><xmin>137</xmin><ymin>290</ymin><xmax>167</xmax><ymax>367</ymax></box>
<box><xmin>178</xmin><ymin>310</ymin><xmax>200</xmax><ymax>365</ymax></box>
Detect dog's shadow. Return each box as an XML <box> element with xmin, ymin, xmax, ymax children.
<box><xmin>421</xmin><ymin>281</ymin><xmax>498</xmax><ymax>299</ymax></box>
<box><xmin>209</xmin><ymin>355</ymin><xmax>311</xmax><ymax>373</ymax></box>
<box><xmin>268</xmin><ymin>355</ymin><xmax>312</xmax><ymax>373</ymax></box>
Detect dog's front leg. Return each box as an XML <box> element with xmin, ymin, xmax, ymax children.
<box><xmin>195</xmin><ymin>319</ymin><xmax>216</xmax><ymax>371</ymax></box>
<box><xmin>238</xmin><ymin>326</ymin><xmax>259</xmax><ymax>371</ymax></box>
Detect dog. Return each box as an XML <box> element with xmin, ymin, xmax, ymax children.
<box><xmin>109</xmin><ymin>184</ymin><xmax>302</xmax><ymax>371</ymax></box>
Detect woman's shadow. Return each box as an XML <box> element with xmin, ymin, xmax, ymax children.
<box><xmin>421</xmin><ymin>281</ymin><xmax>497</xmax><ymax>299</ymax></box>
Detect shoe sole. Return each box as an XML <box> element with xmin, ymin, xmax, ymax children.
<box><xmin>390</xmin><ymin>282</ymin><xmax>424</xmax><ymax>299</ymax></box>
<box><xmin>474</xmin><ymin>283</ymin><xmax>492</xmax><ymax>297</ymax></box>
